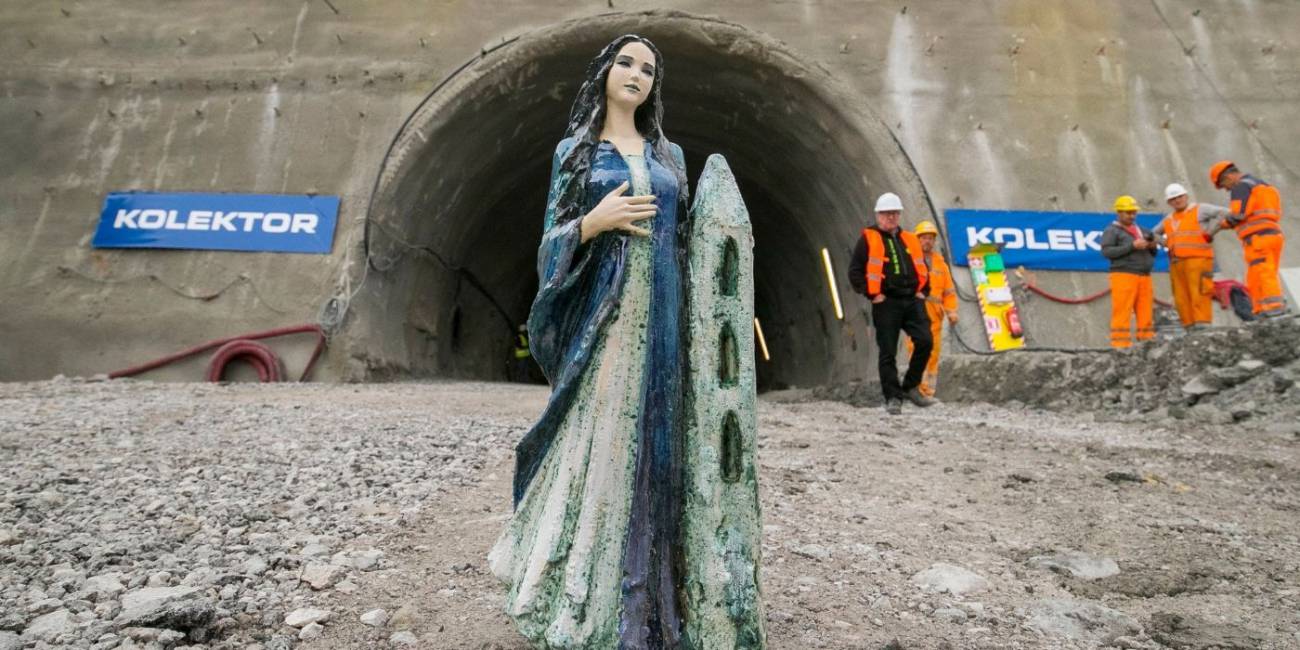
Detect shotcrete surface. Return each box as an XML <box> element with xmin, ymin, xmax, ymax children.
<box><xmin>2</xmin><ymin>379</ymin><xmax>1297</xmax><ymax>648</ymax></box>
<box><xmin>4</xmin><ymin>2</ymin><xmax>1299</xmax><ymax>382</ymax></box>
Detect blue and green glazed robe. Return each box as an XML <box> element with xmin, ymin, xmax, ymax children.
<box><xmin>489</xmin><ymin>136</ymin><xmax>691</xmax><ymax>649</ymax></box>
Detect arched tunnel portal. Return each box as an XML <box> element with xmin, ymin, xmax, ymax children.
<box><xmin>355</xmin><ymin>11</ymin><xmax>934</xmax><ymax>389</ymax></box>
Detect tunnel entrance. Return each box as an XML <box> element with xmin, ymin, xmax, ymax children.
<box><xmin>354</xmin><ymin>11</ymin><xmax>932</xmax><ymax>389</ymax></box>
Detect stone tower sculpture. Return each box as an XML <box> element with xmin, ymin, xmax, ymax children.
<box><xmin>682</xmin><ymin>154</ymin><xmax>766</xmax><ymax>648</ymax></box>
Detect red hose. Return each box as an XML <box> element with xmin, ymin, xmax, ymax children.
<box><xmin>205</xmin><ymin>340</ymin><xmax>284</xmax><ymax>382</ymax></box>
<box><xmin>1023</xmin><ymin>283</ymin><xmax>1110</xmax><ymax>305</ymax></box>
<box><xmin>108</xmin><ymin>324</ymin><xmax>327</xmax><ymax>382</ymax></box>
<box><xmin>1022</xmin><ymin>282</ymin><xmax>1173</xmax><ymax>309</ymax></box>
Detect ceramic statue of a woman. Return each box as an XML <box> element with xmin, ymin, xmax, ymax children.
<box><xmin>489</xmin><ymin>34</ymin><xmax>764</xmax><ymax>650</ymax></box>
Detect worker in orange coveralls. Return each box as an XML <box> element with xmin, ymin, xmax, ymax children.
<box><xmin>1155</xmin><ymin>183</ymin><xmax>1230</xmax><ymax>331</ymax></box>
<box><xmin>1209</xmin><ymin>161</ymin><xmax>1289</xmax><ymax>317</ymax></box>
<box><xmin>905</xmin><ymin>220</ymin><xmax>958</xmax><ymax>397</ymax></box>
<box><xmin>1101</xmin><ymin>195</ymin><xmax>1158</xmax><ymax>348</ymax></box>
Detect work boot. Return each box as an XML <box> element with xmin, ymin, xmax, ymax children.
<box><xmin>905</xmin><ymin>388</ymin><xmax>937</xmax><ymax>408</ymax></box>
<box><xmin>885</xmin><ymin>398</ymin><xmax>902</xmax><ymax>415</ymax></box>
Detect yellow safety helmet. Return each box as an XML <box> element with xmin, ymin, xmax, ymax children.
<box><xmin>914</xmin><ymin>220</ymin><xmax>940</xmax><ymax>236</ymax></box>
<box><xmin>1113</xmin><ymin>195</ymin><xmax>1140</xmax><ymax>212</ymax></box>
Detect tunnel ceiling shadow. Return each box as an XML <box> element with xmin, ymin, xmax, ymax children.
<box><xmin>358</xmin><ymin>11</ymin><xmax>931</xmax><ymax>389</ymax></box>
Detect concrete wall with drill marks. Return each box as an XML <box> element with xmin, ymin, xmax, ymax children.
<box><xmin>1</xmin><ymin>1</ymin><xmax>1297</xmax><ymax>383</ymax></box>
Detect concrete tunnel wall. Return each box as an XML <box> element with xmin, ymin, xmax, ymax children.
<box><xmin>1</xmin><ymin>1</ymin><xmax>1298</xmax><ymax>385</ymax></box>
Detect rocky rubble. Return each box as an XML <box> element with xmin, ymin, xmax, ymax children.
<box><xmin>4</xmin><ymin>374</ymin><xmax>1297</xmax><ymax>648</ymax></box>
<box><xmin>936</xmin><ymin>316</ymin><xmax>1299</xmax><ymax>424</ymax></box>
<box><xmin>0</xmin><ymin>380</ymin><xmax>521</xmax><ymax>649</ymax></box>
<box><xmin>755</xmin><ymin>385</ymin><xmax>1299</xmax><ymax>649</ymax></box>
<box><xmin>815</xmin><ymin>317</ymin><xmax>1300</xmax><ymax>424</ymax></box>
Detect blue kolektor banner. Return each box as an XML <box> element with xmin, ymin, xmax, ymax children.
<box><xmin>93</xmin><ymin>192</ymin><xmax>340</xmax><ymax>254</ymax></box>
<box><xmin>944</xmin><ymin>209</ymin><xmax>1169</xmax><ymax>273</ymax></box>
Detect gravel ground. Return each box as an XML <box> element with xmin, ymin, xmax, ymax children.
<box><xmin>2</xmin><ymin>378</ymin><xmax>1298</xmax><ymax>649</ymax></box>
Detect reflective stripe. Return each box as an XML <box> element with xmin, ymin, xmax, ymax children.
<box><xmin>1171</xmin><ymin>245</ymin><xmax>1213</xmax><ymax>255</ymax></box>
<box><xmin>1240</xmin><ymin>214</ymin><xmax>1280</xmax><ymax>226</ymax></box>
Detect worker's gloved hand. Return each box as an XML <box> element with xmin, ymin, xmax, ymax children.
<box><xmin>947</xmin><ymin>312</ymin><xmax>959</xmax><ymax>325</ymax></box>
<box><xmin>871</xmin><ymin>295</ymin><xmax>885</xmax><ymax>304</ymax></box>
<box><xmin>914</xmin><ymin>292</ymin><xmax>924</xmax><ymax>300</ymax></box>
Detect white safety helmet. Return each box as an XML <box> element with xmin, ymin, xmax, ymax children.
<box><xmin>875</xmin><ymin>192</ymin><xmax>904</xmax><ymax>212</ymax></box>
<box><xmin>1164</xmin><ymin>183</ymin><xmax>1188</xmax><ymax>201</ymax></box>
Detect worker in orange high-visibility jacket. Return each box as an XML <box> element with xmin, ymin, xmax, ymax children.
<box><xmin>1101</xmin><ymin>195</ymin><xmax>1158</xmax><ymax>348</ymax></box>
<box><xmin>904</xmin><ymin>220</ymin><xmax>958</xmax><ymax>397</ymax></box>
<box><xmin>1155</xmin><ymin>183</ymin><xmax>1230</xmax><ymax>330</ymax></box>
<box><xmin>1209</xmin><ymin>161</ymin><xmax>1289</xmax><ymax>317</ymax></box>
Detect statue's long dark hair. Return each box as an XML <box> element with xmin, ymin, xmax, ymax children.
<box><xmin>552</xmin><ymin>34</ymin><xmax>689</xmax><ymax>226</ymax></box>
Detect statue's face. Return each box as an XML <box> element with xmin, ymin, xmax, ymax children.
<box><xmin>605</xmin><ymin>41</ymin><xmax>656</xmax><ymax>110</ymax></box>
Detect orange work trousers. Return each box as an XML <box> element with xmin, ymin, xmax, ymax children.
<box><xmin>905</xmin><ymin>300</ymin><xmax>946</xmax><ymax>397</ymax></box>
<box><xmin>1168</xmin><ymin>257</ymin><xmax>1215</xmax><ymax>327</ymax></box>
<box><xmin>1242</xmin><ymin>233</ymin><xmax>1287</xmax><ymax>314</ymax></box>
<box><xmin>1109</xmin><ymin>272</ymin><xmax>1154</xmax><ymax>348</ymax></box>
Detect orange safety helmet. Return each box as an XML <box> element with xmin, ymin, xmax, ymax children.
<box><xmin>1209</xmin><ymin>160</ymin><xmax>1235</xmax><ymax>188</ymax></box>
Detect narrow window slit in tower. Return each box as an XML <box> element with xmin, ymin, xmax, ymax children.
<box><xmin>721</xmin><ymin>410</ymin><xmax>742</xmax><ymax>483</ymax></box>
<box><xmin>720</xmin><ymin>236</ymin><xmax>739</xmax><ymax>297</ymax></box>
<box><xmin>719</xmin><ymin>322</ymin><xmax>739</xmax><ymax>386</ymax></box>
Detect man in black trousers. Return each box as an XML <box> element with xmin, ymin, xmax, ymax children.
<box><xmin>848</xmin><ymin>192</ymin><xmax>936</xmax><ymax>415</ymax></box>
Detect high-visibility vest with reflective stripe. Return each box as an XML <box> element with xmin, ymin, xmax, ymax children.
<box><xmin>1159</xmin><ymin>205</ymin><xmax>1213</xmax><ymax>259</ymax></box>
<box><xmin>862</xmin><ymin>228</ymin><xmax>929</xmax><ymax>297</ymax></box>
<box><xmin>513</xmin><ymin>334</ymin><xmax>531</xmax><ymax>359</ymax></box>
<box><xmin>1229</xmin><ymin>181</ymin><xmax>1283</xmax><ymax>240</ymax></box>
<box><xmin>924</xmin><ymin>251</ymin><xmax>958</xmax><ymax>312</ymax></box>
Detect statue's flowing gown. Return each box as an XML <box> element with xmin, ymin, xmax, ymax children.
<box><xmin>489</xmin><ymin>137</ymin><xmax>689</xmax><ymax>649</ymax></box>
